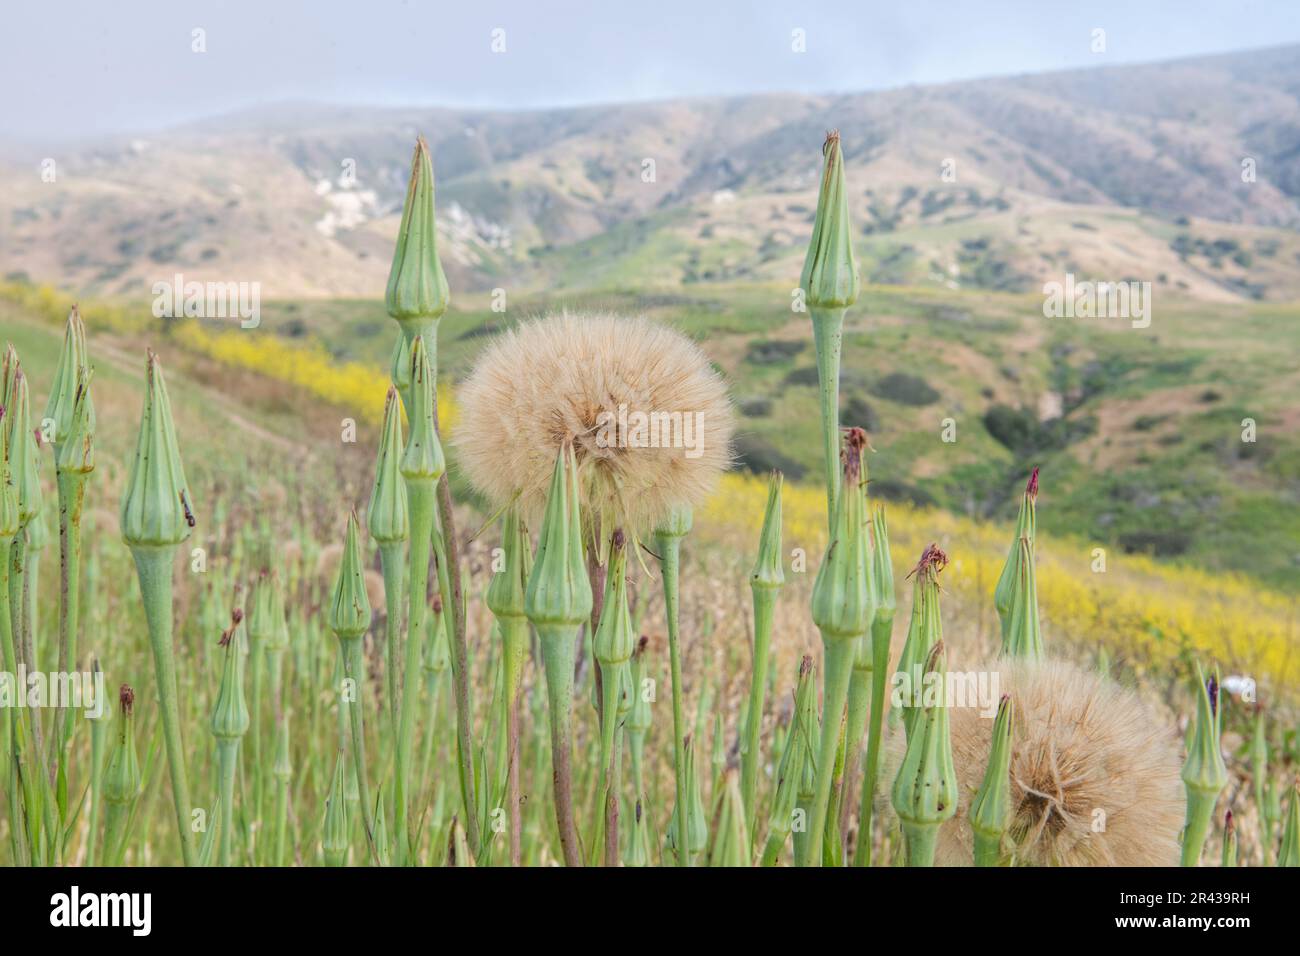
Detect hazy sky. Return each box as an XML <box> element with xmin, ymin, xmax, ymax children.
<box><xmin>3</xmin><ymin>0</ymin><xmax>1296</xmax><ymax>140</ymax></box>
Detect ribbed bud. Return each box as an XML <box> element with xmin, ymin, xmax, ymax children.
<box><xmin>367</xmin><ymin>386</ymin><xmax>410</xmax><ymax>543</ymax></box>
<box><xmin>327</xmin><ymin>511</ymin><xmax>372</xmax><ymax>641</ymax></box>
<box><xmin>799</xmin><ymin>131</ymin><xmax>860</xmax><ymax>310</ymax></box>
<box><xmin>524</xmin><ymin>443</ymin><xmax>593</xmax><ymax>628</ymax></box>
<box><xmin>385</xmin><ymin>137</ymin><xmax>450</xmax><ymax>324</ymax></box>
<box><xmin>120</xmin><ymin>352</ymin><xmax>194</xmax><ymax>548</ymax></box>
<box><xmin>398</xmin><ymin>336</ymin><xmax>445</xmax><ymax>482</ymax></box>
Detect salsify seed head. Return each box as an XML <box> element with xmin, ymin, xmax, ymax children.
<box><xmin>120</xmin><ymin>351</ymin><xmax>194</xmax><ymax>548</ymax></box>
<box><xmin>456</xmin><ymin>311</ymin><xmax>733</xmax><ymax>535</ymax></box>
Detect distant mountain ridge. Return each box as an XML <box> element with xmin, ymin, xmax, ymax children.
<box><xmin>3</xmin><ymin>43</ymin><xmax>1299</xmax><ymax>301</ymax></box>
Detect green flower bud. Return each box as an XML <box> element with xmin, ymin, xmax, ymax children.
<box><xmin>871</xmin><ymin>504</ymin><xmax>896</xmax><ymax>619</ymax></box>
<box><xmin>1280</xmin><ymin>782</ymin><xmax>1300</xmax><ymax>867</ymax></box>
<box><xmin>249</xmin><ymin>570</ymin><xmax>289</xmax><ymax>652</ymax></box>
<box><xmin>423</xmin><ymin>598</ymin><xmax>450</xmax><ymax>674</ymax></box>
<box><xmin>389</xmin><ymin>334</ymin><xmax>412</xmax><ymax>402</ymax></box>
<box><xmin>749</xmin><ymin>470</ymin><xmax>784</xmax><ymax>591</ymax></box>
<box><xmin>1000</xmin><ymin>535</ymin><xmax>1043</xmax><ymax>659</ymax></box>
<box><xmin>994</xmin><ymin>468</ymin><xmax>1037</xmax><ymax>637</ymax></box>
<box><xmin>799</xmin><ymin>131</ymin><xmax>860</xmax><ymax>310</ymax></box>
<box><xmin>665</xmin><ymin>735</ymin><xmax>708</xmax><ymax>865</ymax></box>
<box><xmin>811</xmin><ymin>429</ymin><xmax>873</xmax><ymax>641</ymax></box>
<box><xmin>210</xmin><ymin>609</ymin><xmax>250</xmax><ymax>740</ymax></box>
<box><xmin>626</xmin><ymin>638</ymin><xmax>652</xmax><ymax>735</ymax></box>
<box><xmin>654</xmin><ymin>502</ymin><xmax>693</xmax><ymax>540</ymax></box>
<box><xmin>895</xmin><ymin>544</ymin><xmax>947</xmax><ymax>735</ymax></box>
<box><xmin>1180</xmin><ymin>663</ymin><xmax>1228</xmax><ymax>865</ymax></box>
<box><xmin>485</xmin><ymin>506</ymin><xmax>530</xmax><ymax>621</ymax></box>
<box><xmin>1221</xmin><ymin>810</ymin><xmax>1237</xmax><ymax>867</ymax></box>
<box><xmin>525</xmin><ymin>443</ymin><xmax>592</xmax><ymax>628</ymax></box>
<box><xmin>4</xmin><ymin>367</ymin><xmax>43</xmax><ymax>526</ymax></box>
<box><xmin>43</xmin><ymin>306</ymin><xmax>94</xmax><ymax>447</ymax></box>
<box><xmin>54</xmin><ymin>366</ymin><xmax>94</xmax><ymax>475</ymax></box>
<box><xmin>103</xmin><ymin>685</ymin><xmax>142</xmax><ymax>806</ymax></box>
<box><xmin>327</xmin><ymin>511</ymin><xmax>372</xmax><ymax>641</ymax></box>
<box><xmin>321</xmin><ymin>751</ymin><xmax>350</xmax><ymax>866</ymax></box>
<box><xmin>0</xmin><ymin>411</ymin><xmax>18</xmax><ymax>542</ymax></box>
<box><xmin>707</xmin><ymin>769</ymin><xmax>749</xmax><ymax>867</ymax></box>
<box><xmin>593</xmin><ymin>531</ymin><xmax>635</xmax><ymax>668</ymax></box>
<box><xmin>385</xmin><ymin>137</ymin><xmax>450</xmax><ymax>325</ymax></box>
<box><xmin>969</xmin><ymin>694</ymin><xmax>1015</xmax><ymax>866</ymax></box>
<box><xmin>891</xmin><ymin>642</ymin><xmax>958</xmax><ymax>866</ymax></box>
<box><xmin>759</xmin><ymin>656</ymin><xmax>816</xmax><ymax>864</ymax></box>
<box><xmin>120</xmin><ymin>352</ymin><xmax>194</xmax><ymax>548</ymax></box>
<box><xmin>367</xmin><ymin>386</ymin><xmax>410</xmax><ymax>543</ymax></box>
<box><xmin>398</xmin><ymin>336</ymin><xmax>445</xmax><ymax>482</ymax></box>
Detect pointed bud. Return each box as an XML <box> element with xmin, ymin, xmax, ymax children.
<box><xmin>994</xmin><ymin>468</ymin><xmax>1038</xmax><ymax>631</ymax></box>
<box><xmin>248</xmin><ymin>570</ymin><xmax>289</xmax><ymax>652</ymax></box>
<box><xmin>211</xmin><ymin>609</ymin><xmax>250</xmax><ymax>740</ymax></box>
<box><xmin>485</xmin><ymin>506</ymin><xmax>530</xmax><ymax>621</ymax></box>
<box><xmin>593</xmin><ymin>531</ymin><xmax>635</xmax><ymax>667</ymax></box>
<box><xmin>0</xmin><ymin>409</ymin><xmax>18</xmax><ymax>541</ymax></box>
<box><xmin>749</xmin><ymin>470</ymin><xmax>784</xmax><ymax>591</ymax></box>
<box><xmin>1280</xmin><ymin>782</ymin><xmax>1300</xmax><ymax>867</ymax></box>
<box><xmin>120</xmin><ymin>352</ymin><xmax>194</xmax><ymax>547</ymax></box>
<box><xmin>969</xmin><ymin>694</ymin><xmax>1015</xmax><ymax>865</ymax></box>
<box><xmin>707</xmin><ymin>769</ymin><xmax>750</xmax><ymax>867</ymax></box>
<box><xmin>321</xmin><ymin>751</ymin><xmax>350</xmax><ymax>866</ymax></box>
<box><xmin>666</xmin><ymin>736</ymin><xmax>709</xmax><ymax>864</ymax></box>
<box><xmin>811</xmin><ymin>429</ymin><xmax>873</xmax><ymax>640</ymax></box>
<box><xmin>398</xmin><ymin>336</ymin><xmax>445</xmax><ymax>482</ymax></box>
<box><xmin>871</xmin><ymin>503</ymin><xmax>896</xmax><ymax>619</ymax></box>
<box><xmin>1000</xmin><ymin>535</ymin><xmax>1044</xmax><ymax>659</ymax></box>
<box><xmin>367</xmin><ymin>386</ymin><xmax>410</xmax><ymax>542</ymax></box>
<box><xmin>385</xmin><ymin>137</ymin><xmax>450</xmax><ymax>324</ymax></box>
<box><xmin>525</xmin><ymin>443</ymin><xmax>593</xmax><ymax>628</ymax></box>
<box><xmin>328</xmin><ymin>511</ymin><xmax>372</xmax><ymax>641</ymax></box>
<box><xmin>5</xmin><ymin>367</ymin><xmax>43</xmax><ymax>526</ymax></box>
<box><xmin>1182</xmin><ymin>663</ymin><xmax>1228</xmax><ymax>796</ymax></box>
<box><xmin>891</xmin><ymin>642</ymin><xmax>958</xmax><ymax>865</ymax></box>
<box><xmin>799</xmin><ymin>131</ymin><xmax>860</xmax><ymax>310</ymax></box>
<box><xmin>896</xmin><ymin>545</ymin><xmax>947</xmax><ymax>734</ymax></box>
<box><xmin>103</xmin><ymin>684</ymin><xmax>142</xmax><ymax>805</ymax></box>
<box><xmin>43</xmin><ymin>306</ymin><xmax>94</xmax><ymax>447</ymax></box>
<box><xmin>54</xmin><ymin>366</ymin><xmax>94</xmax><ymax>475</ymax></box>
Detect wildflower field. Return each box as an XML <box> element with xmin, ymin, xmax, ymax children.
<box><xmin>0</xmin><ymin>134</ymin><xmax>1297</xmax><ymax>871</ymax></box>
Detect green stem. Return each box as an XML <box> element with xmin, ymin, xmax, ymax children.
<box><xmin>810</xmin><ymin>307</ymin><xmax>845</xmax><ymax>532</ymax></box>
<box><xmin>537</xmin><ymin>622</ymin><xmax>582</xmax><ymax>866</ymax></box>
<box><xmin>798</xmin><ymin>637</ymin><xmax>854</xmax><ymax>867</ymax></box>
<box><xmin>342</xmin><ymin>636</ymin><xmax>381</xmax><ymax>866</ymax></box>
<box><xmin>902</xmin><ymin>819</ymin><xmax>939</xmax><ymax>867</ymax></box>
<box><xmin>395</xmin><ymin>478</ymin><xmax>434</xmax><ymax>864</ymax></box>
<box><xmin>501</xmin><ymin>617</ymin><xmax>528</xmax><ymax>867</ymax></box>
<box><xmin>595</xmin><ymin>658</ymin><xmax>626</xmax><ymax>867</ymax></box>
<box><xmin>854</xmin><ymin>613</ymin><xmax>893</xmax><ymax>866</ymax></box>
<box><xmin>101</xmin><ymin>802</ymin><xmax>129</xmax><ymax>867</ymax></box>
<box><xmin>840</xmin><ymin>662</ymin><xmax>872</xmax><ymax>840</ymax></box>
<box><xmin>435</xmin><ymin>474</ymin><xmax>480</xmax><ymax>855</ymax></box>
<box><xmin>85</xmin><ymin>708</ymin><xmax>107</xmax><ymax>866</ymax></box>
<box><xmin>658</xmin><ymin>534</ymin><xmax>689</xmax><ymax>868</ymax></box>
<box><xmin>217</xmin><ymin>737</ymin><xmax>239</xmax><ymax>866</ymax></box>
<box><xmin>742</xmin><ymin>586</ymin><xmax>775</xmax><ymax>839</ymax></box>
<box><xmin>129</xmin><ymin>545</ymin><xmax>195</xmax><ymax>867</ymax></box>
<box><xmin>54</xmin><ymin>469</ymin><xmax>87</xmax><ymax>778</ymax></box>
<box><xmin>1181</xmin><ymin>787</ymin><xmax>1218</xmax><ymax>866</ymax></box>
<box><xmin>0</xmin><ymin>548</ymin><xmax>13</xmax><ymax>795</ymax></box>
<box><xmin>379</xmin><ymin>540</ymin><xmax>405</xmax><ymax>738</ymax></box>
<box><xmin>973</xmin><ymin>830</ymin><xmax>1003</xmax><ymax>867</ymax></box>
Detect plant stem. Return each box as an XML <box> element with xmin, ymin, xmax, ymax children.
<box><xmin>840</xmin><ymin>662</ymin><xmax>872</xmax><ymax>839</ymax></box>
<box><xmin>216</xmin><ymin>737</ymin><xmax>239</xmax><ymax>866</ymax></box>
<box><xmin>501</xmin><ymin>617</ymin><xmax>528</xmax><ymax>867</ymax></box>
<box><xmin>537</xmin><ymin>622</ymin><xmax>582</xmax><ymax>866</ymax></box>
<box><xmin>657</xmin><ymin>533</ymin><xmax>689</xmax><ymax>867</ymax></box>
<box><xmin>53</xmin><ymin>469</ymin><xmax>87</xmax><ymax>783</ymax></box>
<box><xmin>435</xmin><ymin>473</ymin><xmax>480</xmax><ymax>855</ymax></box>
<box><xmin>1181</xmin><ymin>788</ymin><xmax>1217</xmax><ymax>866</ymax></box>
<box><xmin>973</xmin><ymin>831</ymin><xmax>1002</xmax><ymax>867</ymax></box>
<box><xmin>902</xmin><ymin>820</ymin><xmax>939</xmax><ymax>867</ymax></box>
<box><xmin>129</xmin><ymin>545</ymin><xmax>195</xmax><ymax>866</ymax></box>
<box><xmin>810</xmin><ymin>307</ymin><xmax>845</xmax><ymax>531</ymax></box>
<box><xmin>395</xmin><ymin>478</ymin><xmax>433</xmax><ymax>865</ymax></box>
<box><xmin>854</xmin><ymin>614</ymin><xmax>893</xmax><ymax>866</ymax></box>
<box><xmin>742</xmin><ymin>586</ymin><xmax>774</xmax><ymax>839</ymax></box>
<box><xmin>379</xmin><ymin>540</ymin><xmax>405</xmax><ymax>737</ymax></box>
<box><xmin>798</xmin><ymin>638</ymin><xmax>854</xmax><ymax>867</ymax></box>
<box><xmin>342</xmin><ymin>637</ymin><xmax>382</xmax><ymax>866</ymax></box>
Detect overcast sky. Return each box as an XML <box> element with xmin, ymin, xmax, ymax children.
<box><xmin>3</xmin><ymin>0</ymin><xmax>1296</xmax><ymax>140</ymax></box>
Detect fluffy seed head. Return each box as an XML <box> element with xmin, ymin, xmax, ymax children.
<box><xmin>937</xmin><ymin>657</ymin><xmax>1183</xmax><ymax>866</ymax></box>
<box><xmin>456</xmin><ymin>312</ymin><xmax>734</xmax><ymax>534</ymax></box>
